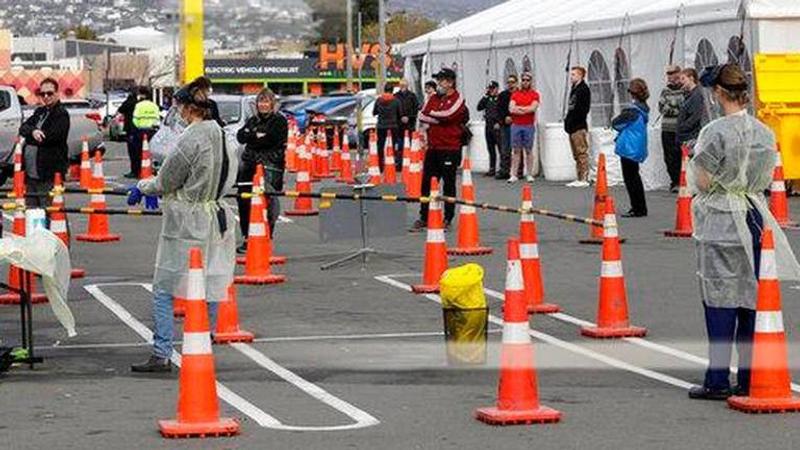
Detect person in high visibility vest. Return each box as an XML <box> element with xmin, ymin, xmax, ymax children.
<box><xmin>124</xmin><ymin>86</ymin><xmax>161</xmax><ymax>179</ymax></box>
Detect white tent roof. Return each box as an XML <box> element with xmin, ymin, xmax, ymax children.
<box><xmin>100</xmin><ymin>26</ymin><xmax>174</xmax><ymax>50</ymax></box>
<box><xmin>402</xmin><ymin>0</ymin><xmax>800</xmax><ymax>55</ymax></box>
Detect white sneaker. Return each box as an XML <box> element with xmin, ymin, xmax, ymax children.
<box><xmin>525</xmin><ymin>175</ymin><xmax>535</xmax><ymax>183</ymax></box>
<box><xmin>507</xmin><ymin>176</ymin><xmax>518</xmax><ymax>184</ymax></box>
<box><xmin>566</xmin><ymin>180</ymin><xmax>590</xmax><ymax>187</ymax></box>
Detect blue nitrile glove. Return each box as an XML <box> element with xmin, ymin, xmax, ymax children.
<box><xmin>144</xmin><ymin>194</ymin><xmax>159</xmax><ymax>210</ymax></box>
<box><xmin>127</xmin><ymin>185</ymin><xmax>143</xmax><ymax>206</ymax></box>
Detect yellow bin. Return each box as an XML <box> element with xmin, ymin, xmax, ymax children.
<box><xmin>755</xmin><ymin>53</ymin><xmax>800</xmax><ymax>180</ymax></box>
<box><xmin>440</xmin><ymin>264</ymin><xmax>488</xmax><ymax>365</ymax></box>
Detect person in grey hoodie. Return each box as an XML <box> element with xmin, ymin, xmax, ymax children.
<box><xmin>658</xmin><ymin>65</ymin><xmax>685</xmax><ymax>191</ymax></box>
<box><xmin>373</xmin><ymin>83</ymin><xmax>403</xmax><ymax>172</ymax></box>
<box><xmin>676</xmin><ymin>68</ymin><xmax>707</xmax><ymax>150</ymax></box>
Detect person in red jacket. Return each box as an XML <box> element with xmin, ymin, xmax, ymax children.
<box><xmin>411</xmin><ymin>67</ymin><xmax>468</xmax><ymax>232</ymax></box>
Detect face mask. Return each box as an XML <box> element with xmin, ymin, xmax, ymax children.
<box><xmin>436</xmin><ymin>86</ymin><xmax>447</xmax><ymax>96</ymax></box>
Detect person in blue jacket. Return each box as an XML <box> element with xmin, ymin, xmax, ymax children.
<box><xmin>612</xmin><ymin>78</ymin><xmax>650</xmax><ymax>218</ymax></box>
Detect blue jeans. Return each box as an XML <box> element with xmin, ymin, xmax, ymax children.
<box><xmin>511</xmin><ymin>124</ymin><xmax>535</xmax><ymax>150</ymax></box>
<box><xmin>152</xmin><ymin>287</ymin><xmax>218</xmax><ymax>359</ymax></box>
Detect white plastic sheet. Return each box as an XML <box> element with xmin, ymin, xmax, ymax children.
<box><xmin>0</xmin><ymin>229</ymin><xmax>75</xmax><ymax>337</ymax></box>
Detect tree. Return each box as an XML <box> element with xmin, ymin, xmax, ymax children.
<box><xmin>306</xmin><ymin>0</ymin><xmax>379</xmax><ymax>44</ymax></box>
<box><xmin>60</xmin><ymin>25</ymin><xmax>98</xmax><ymax>41</ymax></box>
<box><xmin>362</xmin><ymin>11</ymin><xmax>438</xmax><ymax>44</ymax></box>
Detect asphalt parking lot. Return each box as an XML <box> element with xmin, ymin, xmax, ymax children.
<box><xmin>3</xmin><ymin>142</ymin><xmax>800</xmax><ymax>449</ymax></box>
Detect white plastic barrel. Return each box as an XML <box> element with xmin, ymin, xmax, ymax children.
<box><xmin>541</xmin><ymin>123</ymin><xmax>577</xmax><ymax>182</ymax></box>
<box><xmin>467</xmin><ymin>120</ymin><xmax>489</xmax><ymax>173</ymax></box>
<box><xmin>589</xmin><ymin>127</ymin><xmax>623</xmax><ymax>186</ymax></box>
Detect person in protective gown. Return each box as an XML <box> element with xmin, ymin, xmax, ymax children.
<box><xmin>128</xmin><ymin>78</ymin><xmax>238</xmax><ymax>373</ymax></box>
<box><xmin>687</xmin><ymin>63</ymin><xmax>800</xmax><ymax>399</ymax></box>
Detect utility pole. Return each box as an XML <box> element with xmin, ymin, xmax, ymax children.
<box><xmin>346</xmin><ymin>0</ymin><xmax>354</xmax><ymax>93</ymax></box>
<box><xmin>377</xmin><ymin>0</ymin><xmax>386</xmax><ymax>93</ymax></box>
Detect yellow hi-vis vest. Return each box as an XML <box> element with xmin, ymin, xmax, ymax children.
<box><xmin>132</xmin><ymin>100</ymin><xmax>161</xmax><ymax>129</ymax></box>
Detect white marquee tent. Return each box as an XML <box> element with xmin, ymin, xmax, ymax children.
<box><xmin>401</xmin><ymin>0</ymin><xmax>800</xmax><ymax>189</ymax></box>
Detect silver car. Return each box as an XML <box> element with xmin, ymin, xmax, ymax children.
<box><xmin>150</xmin><ymin>94</ymin><xmax>256</xmax><ymax>167</ymax></box>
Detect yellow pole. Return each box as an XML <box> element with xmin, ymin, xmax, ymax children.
<box><xmin>180</xmin><ymin>0</ymin><xmax>204</xmax><ymax>84</ymax></box>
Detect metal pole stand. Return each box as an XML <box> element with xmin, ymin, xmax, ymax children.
<box><xmin>320</xmin><ymin>181</ymin><xmax>407</xmax><ymax>271</ymax></box>
<box><xmin>1</xmin><ymin>273</ymin><xmax>44</xmax><ymax>369</ymax></box>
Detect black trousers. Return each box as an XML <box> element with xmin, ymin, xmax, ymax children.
<box><xmin>376</xmin><ymin>127</ymin><xmax>403</xmax><ymax>172</ymax></box>
<box><xmin>236</xmin><ymin>163</ymin><xmax>282</xmax><ymax>240</ymax></box>
<box><xmin>661</xmin><ymin>130</ymin><xmax>681</xmax><ymax>188</ymax></box>
<box><xmin>620</xmin><ymin>157</ymin><xmax>647</xmax><ymax>215</ymax></box>
<box><xmin>497</xmin><ymin>125</ymin><xmax>512</xmax><ymax>177</ymax></box>
<box><xmin>419</xmin><ymin>150</ymin><xmax>462</xmax><ymax>223</ymax></box>
<box><xmin>128</xmin><ymin>129</ymin><xmax>156</xmax><ymax>176</ymax></box>
<box><xmin>484</xmin><ymin>124</ymin><xmax>500</xmax><ymax>172</ymax></box>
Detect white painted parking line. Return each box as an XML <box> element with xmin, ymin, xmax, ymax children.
<box><xmin>85</xmin><ymin>283</ymin><xmax>380</xmax><ymax>431</ymax></box>
<box><xmin>375</xmin><ymin>275</ymin><xmax>694</xmax><ymax>390</ymax></box>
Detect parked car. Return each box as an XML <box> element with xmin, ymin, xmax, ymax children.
<box><xmin>0</xmin><ymin>87</ymin><xmax>105</xmax><ymax>186</ymax></box>
<box><xmin>149</xmin><ymin>94</ymin><xmax>255</xmax><ymax>167</ymax></box>
<box><xmin>277</xmin><ymin>95</ymin><xmax>307</xmax><ymax>112</ymax></box>
<box><xmin>284</xmin><ymin>95</ymin><xmax>356</xmax><ymax>133</ymax></box>
<box><xmin>88</xmin><ymin>92</ymin><xmax>129</xmax><ymax>141</ymax></box>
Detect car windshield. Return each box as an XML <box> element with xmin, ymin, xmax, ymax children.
<box><xmin>216</xmin><ymin>100</ymin><xmax>241</xmax><ymax>125</ymax></box>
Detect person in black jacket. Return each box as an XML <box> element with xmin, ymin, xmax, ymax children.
<box><xmin>677</xmin><ymin>68</ymin><xmax>707</xmax><ymax>148</ymax></box>
<box><xmin>19</xmin><ymin>78</ymin><xmax>70</xmax><ymax>208</ymax></box>
<box><xmin>564</xmin><ymin>66</ymin><xmax>592</xmax><ymax>187</ymax></box>
<box><xmin>396</xmin><ymin>79</ymin><xmax>419</xmax><ymax>139</ymax></box>
<box><xmin>373</xmin><ymin>84</ymin><xmax>403</xmax><ymax>172</ymax></box>
<box><xmin>477</xmin><ymin>81</ymin><xmax>501</xmax><ymax>176</ymax></box>
<box><xmin>495</xmin><ymin>74</ymin><xmax>517</xmax><ymax>180</ymax></box>
<box><xmin>235</xmin><ymin>88</ymin><xmax>288</xmax><ymax>253</ymax></box>
<box><xmin>116</xmin><ymin>89</ymin><xmax>139</xmax><ymax>177</ymax></box>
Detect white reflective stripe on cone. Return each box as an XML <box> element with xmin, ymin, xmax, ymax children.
<box><xmin>50</xmin><ymin>221</ymin><xmax>67</xmax><ymax>233</ymax></box>
<box><xmin>81</xmin><ymin>161</ymin><xmax>90</xmax><ymax>168</ymax></box>
<box><xmin>427</xmin><ymin>228</ymin><xmax>445</xmax><ymax>243</ymax></box>
<box><xmin>461</xmin><ymin>205</ymin><xmax>476</xmax><ymax>214</ymax></box>
<box><xmin>251</xmin><ymin>195</ymin><xmax>263</xmax><ymax>206</ymax></box>
<box><xmin>249</xmin><ymin>222</ymin><xmax>267</xmax><ymax>237</ymax></box>
<box><xmin>679</xmin><ymin>187</ymin><xmax>690</xmax><ymax>197</ymax></box>
<box><xmin>142</xmin><ymin>160</ymin><xmax>151</xmax><ymax>167</ymax></box>
<box><xmin>755</xmin><ymin>311</ymin><xmax>784</xmax><ymax>333</ymax></box>
<box><xmin>601</xmin><ymin>260</ymin><xmax>623</xmax><ymax>278</ymax></box>
<box><xmin>462</xmin><ymin>171</ymin><xmax>473</xmax><ymax>185</ymax></box>
<box><xmin>505</xmin><ymin>260</ymin><xmax>524</xmax><ymax>291</ymax></box>
<box><xmin>604</xmin><ymin>214</ymin><xmax>617</xmax><ymax>228</ymax></box>
<box><xmin>297</xmin><ymin>172</ymin><xmax>310</xmax><ymax>182</ymax></box>
<box><xmin>91</xmin><ymin>194</ymin><xmax>105</xmax><ymax>203</ymax></box>
<box><xmin>521</xmin><ymin>214</ymin><xmax>535</xmax><ymax>223</ymax></box>
<box><xmin>429</xmin><ymin>201</ymin><xmax>442</xmax><ymax>211</ymax></box>
<box><xmin>519</xmin><ymin>243</ymin><xmax>539</xmax><ymax>259</ymax></box>
<box><xmin>185</xmin><ymin>268</ymin><xmax>206</xmax><ymax>301</ymax></box>
<box><xmin>771</xmin><ymin>181</ymin><xmax>786</xmax><ymax>192</ymax></box>
<box><xmin>386</xmin><ymin>157</ymin><xmax>395</xmax><ymax>164</ymax></box>
<box><xmin>760</xmin><ymin>250</ymin><xmax>778</xmax><ymax>280</ymax></box>
<box><xmin>182</xmin><ymin>332</ymin><xmax>213</xmax><ymax>355</ymax></box>
<box><xmin>14</xmin><ymin>163</ymin><xmax>21</xmax><ymax>171</ymax></box>
<box><xmin>604</xmin><ymin>224</ymin><xmax>619</xmax><ymax>238</ymax></box>
<box><xmin>502</xmin><ymin>322</ymin><xmax>531</xmax><ymax>344</ymax></box>
<box><xmin>368</xmin><ymin>167</ymin><xmax>380</xmax><ymax>176</ymax></box>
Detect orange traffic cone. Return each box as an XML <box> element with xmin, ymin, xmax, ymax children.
<box><xmin>449</xmin><ymin>157</ymin><xmax>492</xmax><ymax>256</ymax></box>
<box><xmin>579</xmin><ymin>154</ymin><xmax>625</xmax><ymax>245</ymax></box>
<box><xmin>285</xmin><ymin>139</ymin><xmax>319</xmax><ymax>216</ymax></box>
<box><xmin>383</xmin><ymin>131</ymin><xmax>398</xmax><ymax>184</ymax></box>
<box><xmin>581</xmin><ymin>196</ymin><xmax>646</xmax><ymax>338</ymax></box>
<box><xmin>235</xmin><ymin>170</ymin><xmax>286</xmax><ymax>285</ymax></box>
<box><xmin>518</xmin><ymin>185</ymin><xmax>560</xmax><ymax>314</ymax></box>
<box><xmin>663</xmin><ymin>145</ymin><xmax>693</xmax><ymax>238</ymax></box>
<box><xmin>412</xmin><ymin>178</ymin><xmax>448</xmax><ymax>294</ymax></box>
<box><xmin>770</xmin><ymin>144</ymin><xmax>798</xmax><ymax>229</ymax></box>
<box><xmin>140</xmin><ymin>133</ymin><xmax>154</xmax><ymax>179</ymax></box>
<box><xmin>0</xmin><ymin>166</ymin><xmax>47</xmax><ymax>305</ymax></box>
<box><xmin>286</xmin><ymin>122</ymin><xmax>298</xmax><ymax>173</ymax></box>
<box><xmin>51</xmin><ymin>173</ymin><xmax>86</xmax><ymax>279</ymax></box>
<box><xmin>475</xmin><ymin>237</ymin><xmax>561</xmax><ymax>426</ymax></box>
<box><xmin>79</xmin><ymin>138</ymin><xmax>92</xmax><ymax>189</ymax></box>
<box><xmin>331</xmin><ymin>126</ymin><xmax>342</xmax><ymax>174</ymax></box>
<box><xmin>406</xmin><ymin>132</ymin><xmax>422</xmax><ymax>197</ymax></box>
<box><xmin>236</xmin><ymin>167</ymin><xmax>286</xmax><ymax>266</ymax></box>
<box><xmin>158</xmin><ymin>248</ymin><xmax>240</xmax><ymax>438</ymax></box>
<box><xmin>76</xmin><ymin>151</ymin><xmax>120</xmax><ymax>243</ymax></box>
<box><xmin>367</xmin><ymin>130</ymin><xmax>382</xmax><ymax>185</ymax></box>
<box><xmin>401</xmin><ymin>130</ymin><xmax>412</xmax><ymax>187</ymax></box>
<box><xmin>728</xmin><ymin>227</ymin><xmax>800</xmax><ymax>413</ymax></box>
<box><xmin>213</xmin><ymin>284</ymin><xmax>254</xmax><ymax>344</ymax></box>
<box><xmin>316</xmin><ymin>127</ymin><xmax>333</xmax><ymax>179</ymax></box>
<box><xmin>337</xmin><ymin>132</ymin><xmax>355</xmax><ymax>184</ymax></box>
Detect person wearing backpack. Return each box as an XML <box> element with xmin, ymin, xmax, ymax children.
<box><xmin>612</xmin><ymin>78</ymin><xmax>650</xmax><ymax>218</ymax></box>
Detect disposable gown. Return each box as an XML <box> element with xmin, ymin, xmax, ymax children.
<box><xmin>138</xmin><ymin>120</ymin><xmax>238</xmax><ymax>303</ymax></box>
<box><xmin>687</xmin><ymin>110</ymin><xmax>800</xmax><ymax>308</ymax></box>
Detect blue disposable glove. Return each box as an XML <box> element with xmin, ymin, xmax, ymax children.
<box><xmin>127</xmin><ymin>186</ymin><xmax>143</xmax><ymax>206</ymax></box>
<box><xmin>144</xmin><ymin>194</ymin><xmax>159</xmax><ymax>210</ymax></box>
